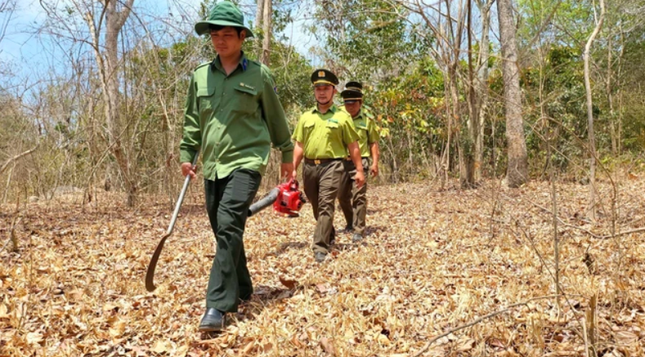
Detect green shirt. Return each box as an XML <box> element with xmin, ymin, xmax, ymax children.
<box><xmin>180</xmin><ymin>54</ymin><xmax>294</xmax><ymax>180</ymax></box>
<box><xmin>351</xmin><ymin>111</ymin><xmax>380</xmax><ymax>157</ymax></box>
<box><xmin>292</xmin><ymin>105</ymin><xmax>359</xmax><ymax>159</ymax></box>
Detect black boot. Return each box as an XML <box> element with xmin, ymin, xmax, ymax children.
<box><xmin>199</xmin><ymin>308</ymin><xmax>226</xmax><ymax>332</ymax></box>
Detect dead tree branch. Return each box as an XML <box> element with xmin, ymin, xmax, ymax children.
<box><xmin>0</xmin><ymin>145</ymin><xmax>38</xmax><ymax>175</ymax></box>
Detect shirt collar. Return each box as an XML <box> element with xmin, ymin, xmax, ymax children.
<box><xmin>312</xmin><ymin>104</ymin><xmax>338</xmax><ymax>115</ymax></box>
<box><xmin>211</xmin><ymin>51</ymin><xmax>249</xmax><ymax>73</ymax></box>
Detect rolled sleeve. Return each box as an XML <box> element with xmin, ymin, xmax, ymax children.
<box><xmin>260</xmin><ymin>66</ymin><xmax>294</xmax><ymax>163</ymax></box>
<box><xmin>292</xmin><ymin>114</ymin><xmax>306</xmax><ymax>143</ymax></box>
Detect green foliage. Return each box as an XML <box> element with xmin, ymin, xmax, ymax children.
<box><xmin>312</xmin><ymin>0</ymin><xmax>424</xmax><ymax>80</ymax></box>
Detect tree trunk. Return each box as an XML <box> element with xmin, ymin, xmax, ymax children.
<box><xmin>260</xmin><ymin>0</ymin><xmax>272</xmax><ymax>65</ymax></box>
<box><xmin>463</xmin><ymin>0</ymin><xmax>477</xmax><ymax>188</ymax></box>
<box><xmin>497</xmin><ymin>0</ymin><xmax>528</xmax><ymax>188</ymax></box>
<box><xmin>255</xmin><ymin>0</ymin><xmax>264</xmax><ymax>57</ymax></box>
<box><xmin>607</xmin><ymin>37</ymin><xmax>617</xmax><ymax>155</ymax></box>
<box><xmin>86</xmin><ymin>0</ymin><xmax>136</xmax><ymax>206</ymax></box>
<box><xmin>474</xmin><ymin>0</ymin><xmax>494</xmax><ymax>182</ymax></box>
<box><xmin>584</xmin><ymin>0</ymin><xmax>605</xmax><ymax>220</ymax></box>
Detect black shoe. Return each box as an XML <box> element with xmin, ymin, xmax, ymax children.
<box><xmin>330</xmin><ymin>230</ymin><xmax>336</xmax><ymax>246</ymax></box>
<box><xmin>314</xmin><ymin>252</ymin><xmax>327</xmax><ymax>263</ymax></box>
<box><xmin>199</xmin><ymin>308</ymin><xmax>226</xmax><ymax>332</ymax></box>
<box><xmin>345</xmin><ymin>225</ymin><xmax>354</xmax><ymax>233</ymax></box>
<box><xmin>352</xmin><ymin>233</ymin><xmax>363</xmax><ymax>242</ymax></box>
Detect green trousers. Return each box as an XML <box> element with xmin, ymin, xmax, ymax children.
<box><xmin>303</xmin><ymin>160</ymin><xmax>344</xmax><ymax>254</ymax></box>
<box><xmin>204</xmin><ymin>169</ymin><xmax>261</xmax><ymax>312</ymax></box>
<box><xmin>338</xmin><ymin>158</ymin><xmax>370</xmax><ymax>235</ymax></box>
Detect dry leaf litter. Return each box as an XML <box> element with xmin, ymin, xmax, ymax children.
<box><xmin>1</xmin><ymin>176</ymin><xmax>645</xmax><ymax>356</ymax></box>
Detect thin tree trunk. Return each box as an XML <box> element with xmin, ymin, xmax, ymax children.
<box><xmin>255</xmin><ymin>0</ymin><xmax>264</xmax><ymax>30</ymax></box>
<box><xmin>464</xmin><ymin>0</ymin><xmax>477</xmax><ymax>188</ymax></box>
<box><xmin>607</xmin><ymin>36</ymin><xmax>616</xmax><ymax>155</ymax></box>
<box><xmin>475</xmin><ymin>0</ymin><xmax>494</xmax><ymax>181</ymax></box>
<box><xmin>260</xmin><ymin>0</ymin><xmax>272</xmax><ymax>65</ymax></box>
<box><xmin>584</xmin><ymin>0</ymin><xmax>605</xmax><ymax>221</ymax></box>
<box><xmin>85</xmin><ymin>0</ymin><xmax>136</xmax><ymax>206</ymax></box>
<box><xmin>254</xmin><ymin>0</ymin><xmax>264</xmax><ymax>57</ymax></box>
<box><xmin>497</xmin><ymin>0</ymin><xmax>528</xmax><ymax>188</ymax></box>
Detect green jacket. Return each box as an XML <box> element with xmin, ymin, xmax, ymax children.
<box><xmin>180</xmin><ymin>54</ymin><xmax>294</xmax><ymax>180</ymax></box>
<box><xmin>292</xmin><ymin>105</ymin><xmax>359</xmax><ymax>159</ymax></box>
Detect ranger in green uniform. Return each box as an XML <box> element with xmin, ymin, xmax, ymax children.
<box><xmin>337</xmin><ymin>82</ymin><xmax>380</xmax><ymax>242</ymax></box>
<box><xmin>292</xmin><ymin>70</ymin><xmax>365</xmax><ymax>263</ymax></box>
<box><xmin>180</xmin><ymin>1</ymin><xmax>294</xmax><ymax>332</ymax></box>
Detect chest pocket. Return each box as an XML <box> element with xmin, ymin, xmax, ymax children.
<box><xmin>303</xmin><ymin>121</ymin><xmax>316</xmax><ymax>138</ymax></box>
<box><xmin>196</xmin><ymin>79</ymin><xmax>217</xmax><ymax>115</ymax></box>
<box><xmin>233</xmin><ymin>85</ymin><xmax>258</xmax><ymax>114</ymax></box>
<box><xmin>325</xmin><ymin>120</ymin><xmax>340</xmax><ymax>139</ymax></box>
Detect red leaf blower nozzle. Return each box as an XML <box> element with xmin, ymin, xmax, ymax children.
<box><xmin>248</xmin><ymin>179</ymin><xmax>307</xmax><ymax>217</ymax></box>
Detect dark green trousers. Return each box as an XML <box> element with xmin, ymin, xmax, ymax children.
<box><xmin>338</xmin><ymin>158</ymin><xmax>369</xmax><ymax>235</ymax></box>
<box><xmin>204</xmin><ymin>169</ymin><xmax>261</xmax><ymax>312</ymax></box>
<box><xmin>303</xmin><ymin>160</ymin><xmax>344</xmax><ymax>254</ymax></box>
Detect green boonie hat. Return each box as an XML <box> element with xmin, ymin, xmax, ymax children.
<box><xmin>311</xmin><ymin>69</ymin><xmax>339</xmax><ymax>86</ymax></box>
<box><xmin>195</xmin><ymin>1</ymin><xmax>254</xmax><ymax>38</ymax></box>
<box><xmin>341</xmin><ymin>81</ymin><xmax>363</xmax><ymax>101</ymax></box>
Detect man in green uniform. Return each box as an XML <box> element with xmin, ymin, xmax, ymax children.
<box><xmin>337</xmin><ymin>82</ymin><xmax>380</xmax><ymax>242</ymax></box>
<box><xmin>292</xmin><ymin>69</ymin><xmax>365</xmax><ymax>263</ymax></box>
<box><xmin>180</xmin><ymin>1</ymin><xmax>294</xmax><ymax>332</ymax></box>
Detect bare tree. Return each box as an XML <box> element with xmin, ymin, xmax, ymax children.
<box><xmin>389</xmin><ymin>0</ymin><xmax>467</xmax><ymax>187</ymax></box>
<box><xmin>259</xmin><ymin>0</ymin><xmax>272</xmax><ymax>65</ymax></box>
<box><xmin>39</xmin><ymin>0</ymin><xmax>137</xmax><ymax>205</ymax></box>
<box><xmin>584</xmin><ymin>0</ymin><xmax>605</xmax><ymax>220</ymax></box>
<box><xmin>497</xmin><ymin>0</ymin><xmax>528</xmax><ymax>187</ymax></box>
<box><xmin>0</xmin><ymin>0</ymin><xmax>17</xmax><ymax>46</ymax></box>
<box><xmin>472</xmin><ymin>0</ymin><xmax>495</xmax><ymax>182</ymax></box>
<box><xmin>89</xmin><ymin>0</ymin><xmax>136</xmax><ymax>206</ymax></box>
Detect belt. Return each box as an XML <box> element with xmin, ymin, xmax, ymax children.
<box><xmin>304</xmin><ymin>158</ymin><xmax>342</xmax><ymax>165</ymax></box>
<box><xmin>345</xmin><ymin>157</ymin><xmax>371</xmax><ymax>160</ymax></box>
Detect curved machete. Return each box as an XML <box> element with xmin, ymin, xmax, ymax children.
<box><xmin>145</xmin><ymin>154</ymin><xmax>198</xmax><ymax>292</ymax></box>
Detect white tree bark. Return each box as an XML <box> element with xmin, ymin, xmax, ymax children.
<box><xmin>474</xmin><ymin>0</ymin><xmax>494</xmax><ymax>182</ymax></box>
<box><xmin>83</xmin><ymin>0</ymin><xmax>137</xmax><ymax>206</ymax></box>
<box><xmin>260</xmin><ymin>0</ymin><xmax>272</xmax><ymax>65</ymax></box>
<box><xmin>497</xmin><ymin>0</ymin><xmax>528</xmax><ymax>188</ymax></box>
<box><xmin>584</xmin><ymin>0</ymin><xmax>605</xmax><ymax>220</ymax></box>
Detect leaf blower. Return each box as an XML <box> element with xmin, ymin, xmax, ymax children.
<box><xmin>248</xmin><ymin>178</ymin><xmax>306</xmax><ymax>217</ymax></box>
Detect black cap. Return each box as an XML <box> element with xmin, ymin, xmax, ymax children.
<box><xmin>341</xmin><ymin>81</ymin><xmax>363</xmax><ymax>101</ymax></box>
<box><xmin>311</xmin><ymin>69</ymin><xmax>339</xmax><ymax>86</ymax></box>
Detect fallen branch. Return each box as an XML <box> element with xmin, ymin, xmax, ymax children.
<box><xmin>0</xmin><ymin>145</ymin><xmax>38</xmax><ymax>175</ymax></box>
<box><xmin>412</xmin><ymin>295</ymin><xmax>559</xmax><ymax>357</ymax></box>
<box><xmin>595</xmin><ymin>227</ymin><xmax>645</xmax><ymax>240</ymax></box>
<box><xmin>520</xmin><ymin>196</ymin><xmax>645</xmax><ymax>240</ymax></box>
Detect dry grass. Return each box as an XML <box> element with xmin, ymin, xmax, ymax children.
<box><xmin>1</xmin><ymin>176</ymin><xmax>645</xmax><ymax>356</ymax></box>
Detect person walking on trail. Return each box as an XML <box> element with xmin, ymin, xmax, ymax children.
<box><xmin>337</xmin><ymin>81</ymin><xmax>380</xmax><ymax>242</ymax></box>
<box><xmin>180</xmin><ymin>1</ymin><xmax>294</xmax><ymax>332</ymax></box>
<box><xmin>291</xmin><ymin>69</ymin><xmax>365</xmax><ymax>263</ymax></box>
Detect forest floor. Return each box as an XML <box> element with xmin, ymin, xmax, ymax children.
<box><xmin>1</xmin><ymin>175</ymin><xmax>645</xmax><ymax>356</ymax></box>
